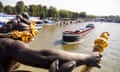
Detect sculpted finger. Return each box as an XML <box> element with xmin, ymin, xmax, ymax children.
<box><xmin>0</xmin><ymin>64</ymin><xmax>4</xmax><ymax>72</ymax></box>
<box><xmin>58</xmin><ymin>61</ymin><xmax>76</xmax><ymax>72</ymax></box>
<box><xmin>49</xmin><ymin>59</ymin><xmax>59</xmax><ymax>72</ymax></box>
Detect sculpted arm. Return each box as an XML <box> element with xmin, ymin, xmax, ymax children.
<box><xmin>0</xmin><ymin>64</ymin><xmax>4</xmax><ymax>72</ymax></box>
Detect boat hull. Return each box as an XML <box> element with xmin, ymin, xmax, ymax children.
<box><xmin>63</xmin><ymin>30</ymin><xmax>92</xmax><ymax>44</ymax></box>
<box><xmin>62</xmin><ymin>24</ymin><xmax>95</xmax><ymax>44</ymax></box>
<box><xmin>35</xmin><ymin>24</ymin><xmax>43</xmax><ymax>30</ymax></box>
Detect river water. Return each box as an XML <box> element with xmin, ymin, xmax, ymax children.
<box><xmin>17</xmin><ymin>22</ymin><xmax>120</xmax><ymax>72</ymax></box>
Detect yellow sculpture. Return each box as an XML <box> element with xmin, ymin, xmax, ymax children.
<box><xmin>80</xmin><ymin>32</ymin><xmax>110</xmax><ymax>72</ymax></box>
<box><xmin>10</xmin><ymin>21</ymin><xmax>39</xmax><ymax>43</ymax></box>
<box><xmin>93</xmin><ymin>32</ymin><xmax>110</xmax><ymax>53</ymax></box>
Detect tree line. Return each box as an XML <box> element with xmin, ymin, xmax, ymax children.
<box><xmin>0</xmin><ymin>1</ymin><xmax>96</xmax><ymax>19</ymax></box>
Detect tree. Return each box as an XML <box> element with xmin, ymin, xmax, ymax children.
<box><xmin>0</xmin><ymin>1</ymin><xmax>3</xmax><ymax>12</ymax></box>
<box><xmin>87</xmin><ymin>15</ymin><xmax>96</xmax><ymax>18</ymax></box>
<box><xmin>29</xmin><ymin>5</ymin><xmax>41</xmax><ymax>16</ymax></box>
<box><xmin>15</xmin><ymin>1</ymin><xmax>25</xmax><ymax>14</ymax></box>
<box><xmin>3</xmin><ymin>5</ymin><xmax>15</xmax><ymax>14</ymax></box>
<box><xmin>43</xmin><ymin>6</ymin><xmax>48</xmax><ymax>18</ymax></box>
<box><xmin>59</xmin><ymin>9</ymin><xmax>72</xmax><ymax>18</ymax></box>
<box><xmin>39</xmin><ymin>6</ymin><xmax>48</xmax><ymax>19</ymax></box>
<box><xmin>40</xmin><ymin>8</ymin><xmax>45</xmax><ymax>19</ymax></box>
<box><xmin>79</xmin><ymin>12</ymin><xmax>87</xmax><ymax>18</ymax></box>
<box><xmin>24</xmin><ymin>5</ymin><xmax>28</xmax><ymax>13</ymax></box>
<box><xmin>72</xmin><ymin>12</ymin><xmax>79</xmax><ymax>19</ymax></box>
<box><xmin>56</xmin><ymin>11</ymin><xmax>59</xmax><ymax>18</ymax></box>
<box><xmin>37</xmin><ymin>5</ymin><xmax>42</xmax><ymax>16</ymax></box>
<box><xmin>48</xmin><ymin>6</ymin><xmax>57</xmax><ymax>18</ymax></box>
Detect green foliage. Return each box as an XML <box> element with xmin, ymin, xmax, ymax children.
<box><xmin>3</xmin><ymin>5</ymin><xmax>15</xmax><ymax>14</ymax></box>
<box><xmin>24</xmin><ymin>5</ymin><xmax>28</xmax><ymax>13</ymax></box>
<box><xmin>0</xmin><ymin>1</ymin><xmax>3</xmax><ymax>12</ymax></box>
<box><xmin>87</xmin><ymin>15</ymin><xmax>96</xmax><ymax>18</ymax></box>
<box><xmin>39</xmin><ymin>6</ymin><xmax>47</xmax><ymax>19</ymax></box>
<box><xmin>79</xmin><ymin>12</ymin><xmax>87</xmax><ymax>18</ymax></box>
<box><xmin>29</xmin><ymin>5</ymin><xmax>39</xmax><ymax>16</ymax></box>
<box><xmin>72</xmin><ymin>12</ymin><xmax>79</xmax><ymax>19</ymax></box>
<box><xmin>59</xmin><ymin>9</ymin><xmax>72</xmax><ymax>18</ymax></box>
<box><xmin>48</xmin><ymin>6</ymin><xmax>57</xmax><ymax>18</ymax></box>
<box><xmin>40</xmin><ymin>9</ymin><xmax>46</xmax><ymax>19</ymax></box>
<box><xmin>1</xmin><ymin>1</ymin><xmax>119</xmax><ymax>19</ymax></box>
<box><xmin>15</xmin><ymin>1</ymin><xmax>25</xmax><ymax>14</ymax></box>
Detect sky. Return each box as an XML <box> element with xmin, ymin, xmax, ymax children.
<box><xmin>1</xmin><ymin>0</ymin><xmax>120</xmax><ymax>16</ymax></box>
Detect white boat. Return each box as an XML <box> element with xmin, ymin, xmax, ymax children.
<box><xmin>62</xmin><ymin>24</ymin><xmax>95</xmax><ymax>44</ymax></box>
<box><xmin>0</xmin><ymin>13</ymin><xmax>16</xmax><ymax>27</ymax></box>
<box><xmin>35</xmin><ymin>24</ymin><xmax>43</xmax><ymax>30</ymax></box>
<box><xmin>43</xmin><ymin>19</ymin><xmax>56</xmax><ymax>25</ymax></box>
<box><xmin>30</xmin><ymin>17</ymin><xmax>43</xmax><ymax>29</ymax></box>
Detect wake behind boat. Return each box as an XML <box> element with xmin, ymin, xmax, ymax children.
<box><xmin>62</xmin><ymin>24</ymin><xmax>95</xmax><ymax>44</ymax></box>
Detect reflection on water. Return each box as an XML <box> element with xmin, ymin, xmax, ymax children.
<box><xmin>17</xmin><ymin>22</ymin><xmax>120</xmax><ymax>72</ymax></box>
<box><xmin>62</xmin><ymin>43</ymin><xmax>80</xmax><ymax>51</ymax></box>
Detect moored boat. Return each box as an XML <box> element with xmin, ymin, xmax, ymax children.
<box><xmin>62</xmin><ymin>24</ymin><xmax>95</xmax><ymax>44</ymax></box>
<box><xmin>35</xmin><ymin>24</ymin><xmax>43</xmax><ymax>30</ymax></box>
<box><xmin>43</xmin><ymin>19</ymin><xmax>56</xmax><ymax>25</ymax></box>
<box><xmin>30</xmin><ymin>17</ymin><xmax>43</xmax><ymax>29</ymax></box>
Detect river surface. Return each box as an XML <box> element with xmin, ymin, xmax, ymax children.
<box><xmin>17</xmin><ymin>22</ymin><xmax>120</xmax><ymax>72</ymax></box>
